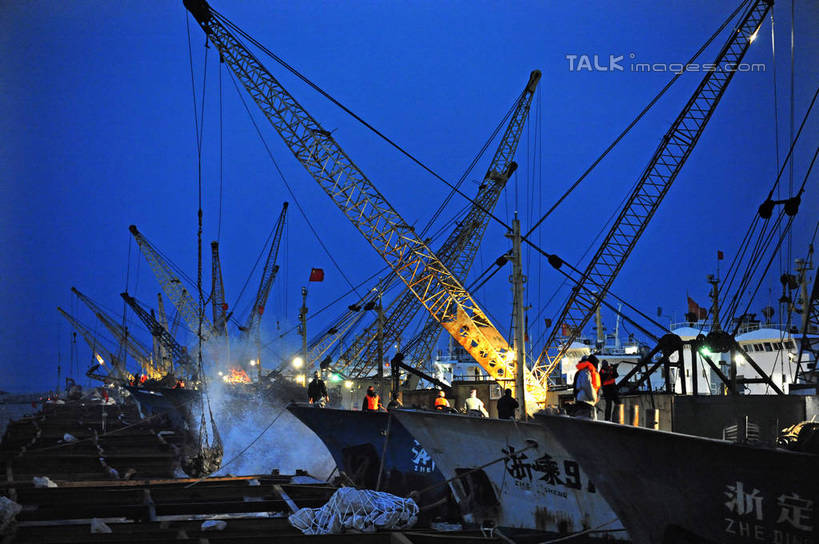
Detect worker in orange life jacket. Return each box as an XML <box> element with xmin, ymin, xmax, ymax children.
<box><xmin>362</xmin><ymin>386</ymin><xmax>383</xmax><ymax>412</ymax></box>
<box><xmin>573</xmin><ymin>354</ymin><xmax>601</xmax><ymax>419</ymax></box>
<box><xmin>599</xmin><ymin>360</ymin><xmax>620</xmax><ymax>421</ymax></box>
<box><xmin>434</xmin><ymin>390</ymin><xmax>449</xmax><ymax>410</ymax></box>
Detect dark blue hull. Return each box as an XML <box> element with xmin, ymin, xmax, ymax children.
<box><xmin>287</xmin><ymin>404</ymin><xmax>454</xmax><ymax>517</ymax></box>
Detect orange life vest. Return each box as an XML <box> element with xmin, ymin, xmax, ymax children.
<box><xmin>576</xmin><ymin>361</ymin><xmax>601</xmax><ymax>391</ymax></box>
<box><xmin>434</xmin><ymin>397</ymin><xmax>449</xmax><ymax>409</ymax></box>
<box><xmin>365</xmin><ymin>394</ymin><xmax>380</xmax><ymax>411</ymax></box>
<box><xmin>601</xmin><ymin>366</ymin><xmax>617</xmax><ymax>386</ymax></box>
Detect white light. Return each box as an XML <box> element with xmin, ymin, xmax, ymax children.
<box><xmin>749</xmin><ymin>29</ymin><xmax>759</xmax><ymax>43</ymax></box>
<box><xmin>344</xmin><ymin>380</ymin><xmax>353</xmax><ymax>389</ymax></box>
<box><xmin>292</xmin><ymin>357</ymin><xmax>304</xmax><ymax>369</ymax></box>
<box><xmin>218</xmin><ymin>371</ymin><xmax>224</xmax><ymax>376</ymax></box>
<box><xmin>249</xmin><ymin>360</ymin><xmax>257</xmax><ymax>366</ymax></box>
<box><xmin>625</xmin><ymin>346</ymin><xmax>638</xmax><ymax>354</ymax></box>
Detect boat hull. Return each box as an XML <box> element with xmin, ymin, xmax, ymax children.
<box><xmin>393</xmin><ymin>409</ymin><xmax>627</xmax><ymax>538</ymax></box>
<box><xmin>535</xmin><ymin>414</ymin><xmax>819</xmax><ymax>544</ymax></box>
<box><xmin>287</xmin><ymin>404</ymin><xmax>453</xmax><ymax>517</ymax></box>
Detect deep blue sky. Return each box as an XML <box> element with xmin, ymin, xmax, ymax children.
<box><xmin>1</xmin><ymin>1</ymin><xmax>817</xmax><ymax>393</ymax></box>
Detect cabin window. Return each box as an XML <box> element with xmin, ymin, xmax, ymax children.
<box><xmin>754</xmin><ymin>344</ymin><xmax>764</xmax><ymax>351</ymax></box>
<box><xmin>764</xmin><ymin>342</ymin><xmax>773</xmax><ymax>352</ymax></box>
<box><xmin>774</xmin><ymin>342</ymin><xmax>783</xmax><ymax>350</ymax></box>
<box><xmin>784</xmin><ymin>340</ymin><xmax>794</xmax><ymax>349</ymax></box>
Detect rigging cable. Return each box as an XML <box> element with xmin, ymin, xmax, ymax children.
<box><xmin>732</xmin><ymin>143</ymin><xmax>819</xmax><ymax>332</ymax></box>
<box><xmin>523</xmin><ymin>0</ymin><xmax>751</xmax><ymax>239</ymax></box>
<box><xmin>210</xmin><ymin>1</ymin><xmax>746</xmax><ymax>264</ymax></box>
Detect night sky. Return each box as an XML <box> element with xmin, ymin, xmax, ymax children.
<box><xmin>1</xmin><ymin>1</ymin><xmax>817</xmax><ymax>393</ymax></box>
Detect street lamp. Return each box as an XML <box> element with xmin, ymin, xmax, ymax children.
<box><xmin>292</xmin><ymin>357</ymin><xmax>304</xmax><ymax>369</ymax></box>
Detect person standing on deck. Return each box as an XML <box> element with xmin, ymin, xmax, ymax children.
<box><xmin>496</xmin><ymin>388</ymin><xmax>519</xmax><ymax>420</ymax></box>
<box><xmin>574</xmin><ymin>355</ymin><xmax>601</xmax><ymax>419</ymax></box>
<box><xmin>307</xmin><ymin>371</ymin><xmax>329</xmax><ymax>406</ymax></box>
<box><xmin>434</xmin><ymin>390</ymin><xmax>450</xmax><ymax>410</ymax></box>
<box><xmin>362</xmin><ymin>385</ymin><xmax>383</xmax><ymax>412</ymax></box>
<box><xmin>464</xmin><ymin>388</ymin><xmax>488</xmax><ymax>417</ymax></box>
<box><xmin>599</xmin><ymin>360</ymin><xmax>620</xmax><ymax>421</ymax></box>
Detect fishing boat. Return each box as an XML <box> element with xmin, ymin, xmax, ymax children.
<box><xmin>534</xmin><ymin>413</ymin><xmax>819</xmax><ymax>544</ymax></box>
<box><xmin>392</xmin><ymin>409</ymin><xmax>628</xmax><ymax>539</ymax></box>
<box><xmin>286</xmin><ymin>403</ymin><xmax>455</xmax><ymax>520</ymax></box>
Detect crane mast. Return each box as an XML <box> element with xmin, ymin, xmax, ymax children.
<box><xmin>534</xmin><ymin>0</ymin><xmax>772</xmax><ymax>383</ymax></box>
<box><xmin>210</xmin><ymin>242</ymin><xmax>229</xmax><ymax>336</ymax></box>
<box><xmin>129</xmin><ymin>225</ymin><xmax>214</xmax><ymax>342</ymax></box>
<box><xmin>57</xmin><ymin>307</ymin><xmax>130</xmax><ymax>382</ymax></box>
<box><xmin>184</xmin><ymin>0</ymin><xmax>545</xmax><ymax>406</ymax></box>
<box><xmin>71</xmin><ymin>287</ymin><xmax>162</xmax><ymax>378</ymax></box>
<box><xmin>340</xmin><ymin>71</ymin><xmax>540</xmax><ymax>378</ymax></box>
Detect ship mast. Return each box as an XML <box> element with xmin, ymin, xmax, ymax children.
<box><xmin>508</xmin><ymin>214</ymin><xmax>527</xmax><ymax>419</ymax></box>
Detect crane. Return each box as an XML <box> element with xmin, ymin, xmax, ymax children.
<box><xmin>211</xmin><ymin>242</ymin><xmax>229</xmax><ymax>336</ymax></box>
<box><xmin>129</xmin><ymin>225</ymin><xmax>214</xmax><ymax>342</ymax></box>
<box><xmin>241</xmin><ymin>202</ymin><xmax>288</xmax><ymax>337</ymax></box>
<box><xmin>236</xmin><ymin>202</ymin><xmax>288</xmax><ymax>376</ymax></box>
<box><xmin>184</xmin><ymin>0</ymin><xmax>545</xmax><ymax>406</ymax></box>
<box><xmin>71</xmin><ymin>287</ymin><xmax>163</xmax><ymax>378</ymax></box>
<box><xmin>533</xmin><ymin>0</ymin><xmax>772</xmax><ymax>384</ymax></box>
<box><xmin>57</xmin><ymin>307</ymin><xmax>130</xmax><ymax>382</ymax></box>
<box><xmin>120</xmin><ymin>292</ymin><xmax>198</xmax><ymax>378</ymax></box>
<box><xmin>339</xmin><ymin>71</ymin><xmax>540</xmax><ymax>378</ymax></box>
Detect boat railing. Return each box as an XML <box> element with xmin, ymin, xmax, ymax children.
<box><xmin>670</xmin><ymin>321</ymin><xmax>803</xmax><ymax>335</ymax></box>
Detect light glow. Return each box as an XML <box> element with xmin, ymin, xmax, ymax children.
<box><xmin>292</xmin><ymin>357</ymin><xmax>304</xmax><ymax>369</ymax></box>
<box><xmin>749</xmin><ymin>29</ymin><xmax>759</xmax><ymax>43</ymax></box>
<box><xmin>223</xmin><ymin>367</ymin><xmax>251</xmax><ymax>384</ymax></box>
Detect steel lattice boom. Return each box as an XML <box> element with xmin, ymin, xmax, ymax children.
<box><xmin>71</xmin><ymin>287</ymin><xmax>162</xmax><ymax>378</ymax></box>
<box><xmin>121</xmin><ymin>292</ymin><xmax>197</xmax><ymax>378</ymax></box>
<box><xmin>243</xmin><ymin>202</ymin><xmax>288</xmax><ymax>335</ymax></box>
<box><xmin>184</xmin><ymin>0</ymin><xmax>545</xmax><ymax>405</ymax></box>
<box><xmin>340</xmin><ymin>71</ymin><xmax>541</xmax><ymax>378</ymax></box>
<box><xmin>129</xmin><ymin>225</ymin><xmax>214</xmax><ymax>342</ymax></box>
<box><xmin>534</xmin><ymin>0</ymin><xmax>771</xmax><ymax>384</ymax></box>
<box><xmin>57</xmin><ymin>307</ymin><xmax>130</xmax><ymax>382</ymax></box>
<box><xmin>210</xmin><ymin>242</ymin><xmax>228</xmax><ymax>336</ymax></box>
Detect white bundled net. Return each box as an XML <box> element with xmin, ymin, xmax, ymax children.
<box><xmin>289</xmin><ymin>487</ymin><xmax>418</xmax><ymax>535</ymax></box>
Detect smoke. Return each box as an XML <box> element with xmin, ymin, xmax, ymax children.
<box><xmin>191</xmin><ymin>333</ymin><xmax>336</xmax><ymax>480</ymax></box>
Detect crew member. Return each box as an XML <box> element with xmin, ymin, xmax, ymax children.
<box><xmin>362</xmin><ymin>385</ymin><xmax>383</xmax><ymax>412</ymax></box>
<box><xmin>464</xmin><ymin>388</ymin><xmax>488</xmax><ymax>417</ymax></box>
<box><xmin>307</xmin><ymin>371</ymin><xmax>329</xmax><ymax>406</ymax></box>
<box><xmin>574</xmin><ymin>355</ymin><xmax>601</xmax><ymax>419</ymax></box>
<box><xmin>434</xmin><ymin>390</ymin><xmax>449</xmax><ymax>410</ymax></box>
<box><xmin>387</xmin><ymin>392</ymin><xmax>403</xmax><ymax>410</ymax></box>
<box><xmin>600</xmin><ymin>360</ymin><xmax>620</xmax><ymax>421</ymax></box>
<box><xmin>496</xmin><ymin>388</ymin><xmax>519</xmax><ymax>420</ymax></box>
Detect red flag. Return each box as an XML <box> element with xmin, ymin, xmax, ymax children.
<box><xmin>717</xmin><ymin>250</ymin><xmax>724</xmax><ymax>260</ymax></box>
<box><xmin>687</xmin><ymin>297</ymin><xmax>708</xmax><ymax>320</ymax></box>
<box><xmin>309</xmin><ymin>268</ymin><xmax>325</xmax><ymax>282</ymax></box>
